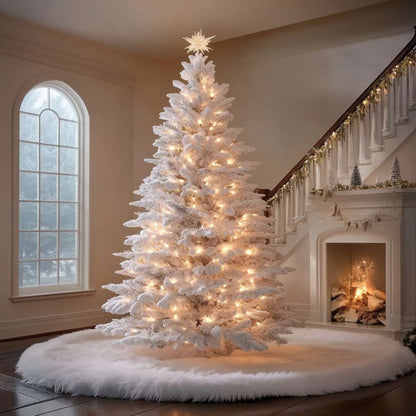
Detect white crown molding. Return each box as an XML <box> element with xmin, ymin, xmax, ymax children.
<box><xmin>0</xmin><ymin>309</ymin><xmax>109</xmax><ymax>340</ymax></box>
<box><xmin>0</xmin><ymin>33</ymin><xmax>137</xmax><ymax>87</ymax></box>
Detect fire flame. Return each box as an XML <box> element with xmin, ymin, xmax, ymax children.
<box><xmin>354</xmin><ymin>285</ymin><xmax>367</xmax><ymax>301</ymax></box>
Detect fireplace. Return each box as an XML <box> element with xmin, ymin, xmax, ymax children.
<box><xmin>327</xmin><ymin>243</ymin><xmax>386</xmax><ymax>326</ymax></box>
<box><xmin>304</xmin><ymin>189</ymin><xmax>416</xmax><ymax>337</ymax></box>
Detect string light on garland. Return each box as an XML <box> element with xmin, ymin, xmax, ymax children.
<box><xmin>267</xmin><ymin>46</ymin><xmax>416</xmax><ymax>205</ymax></box>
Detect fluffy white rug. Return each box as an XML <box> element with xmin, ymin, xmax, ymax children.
<box><xmin>16</xmin><ymin>328</ymin><xmax>416</xmax><ymax>402</ymax></box>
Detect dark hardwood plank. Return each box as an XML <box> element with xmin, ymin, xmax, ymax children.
<box><xmin>0</xmin><ymin>396</ymin><xmax>93</xmax><ymax>416</ymax></box>
<box><xmin>78</xmin><ymin>397</ymin><xmax>167</xmax><ymax>416</ymax></box>
<box><xmin>0</xmin><ymin>386</ymin><xmax>41</xmax><ymax>412</ymax></box>
<box><xmin>277</xmin><ymin>372</ymin><xmax>416</xmax><ymax>416</ymax></box>
<box><xmin>0</xmin><ymin>374</ymin><xmax>58</xmax><ymax>401</ymax></box>
<box><xmin>345</xmin><ymin>378</ymin><xmax>416</xmax><ymax>416</ymax></box>
<box><xmin>127</xmin><ymin>401</ymin><xmax>220</xmax><ymax>416</ymax></box>
<box><xmin>206</xmin><ymin>397</ymin><xmax>308</xmax><ymax>416</ymax></box>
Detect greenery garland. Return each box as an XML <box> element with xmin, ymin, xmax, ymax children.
<box><xmin>310</xmin><ymin>180</ymin><xmax>416</xmax><ymax>201</ymax></box>
<box><xmin>267</xmin><ymin>47</ymin><xmax>416</xmax><ymax>204</ymax></box>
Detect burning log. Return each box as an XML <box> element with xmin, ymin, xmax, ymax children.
<box><xmin>377</xmin><ymin>311</ymin><xmax>386</xmax><ymax>325</ymax></box>
<box><xmin>331</xmin><ymin>286</ymin><xmax>346</xmax><ymax>298</ymax></box>
<box><xmin>334</xmin><ymin>307</ymin><xmax>359</xmax><ymax>323</ymax></box>
<box><xmin>331</xmin><ymin>295</ymin><xmax>348</xmax><ymax>312</ymax></box>
<box><xmin>367</xmin><ymin>295</ymin><xmax>385</xmax><ymax>312</ymax></box>
<box><xmin>359</xmin><ymin>310</ymin><xmax>380</xmax><ymax>325</ymax></box>
<box><xmin>368</xmin><ymin>289</ymin><xmax>386</xmax><ymax>301</ymax></box>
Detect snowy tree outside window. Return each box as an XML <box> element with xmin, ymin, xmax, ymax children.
<box><xmin>15</xmin><ymin>82</ymin><xmax>89</xmax><ymax>296</ymax></box>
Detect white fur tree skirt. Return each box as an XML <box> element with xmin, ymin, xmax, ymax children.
<box><xmin>17</xmin><ymin>328</ymin><xmax>416</xmax><ymax>402</ymax></box>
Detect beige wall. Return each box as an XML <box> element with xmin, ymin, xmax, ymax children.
<box><xmin>366</xmin><ymin>130</ymin><xmax>416</xmax><ymax>183</ymax></box>
<box><xmin>0</xmin><ymin>15</ymin><xmax>167</xmax><ymax>339</ymax></box>
<box><xmin>208</xmin><ymin>0</ymin><xmax>416</xmax><ymax>189</ymax></box>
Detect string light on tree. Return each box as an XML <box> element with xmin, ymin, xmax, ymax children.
<box><xmin>97</xmin><ymin>30</ymin><xmax>292</xmax><ymax>355</ymax></box>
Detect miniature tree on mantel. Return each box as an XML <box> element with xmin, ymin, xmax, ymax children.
<box><xmin>390</xmin><ymin>155</ymin><xmax>401</xmax><ymax>185</ymax></box>
<box><xmin>350</xmin><ymin>163</ymin><xmax>362</xmax><ymax>187</ymax></box>
<box><xmin>97</xmin><ymin>31</ymin><xmax>292</xmax><ymax>355</ymax></box>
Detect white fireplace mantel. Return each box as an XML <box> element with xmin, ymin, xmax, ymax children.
<box><xmin>307</xmin><ymin>188</ymin><xmax>416</xmax><ymax>336</ymax></box>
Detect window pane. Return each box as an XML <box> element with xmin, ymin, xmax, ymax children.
<box><xmin>40</xmin><ymin>232</ymin><xmax>57</xmax><ymax>259</ymax></box>
<box><xmin>40</xmin><ymin>174</ymin><xmax>58</xmax><ymax>201</ymax></box>
<box><xmin>20</xmin><ymin>87</ymin><xmax>48</xmax><ymax>114</ymax></box>
<box><xmin>60</xmin><ymin>175</ymin><xmax>77</xmax><ymax>201</ymax></box>
<box><xmin>60</xmin><ymin>147</ymin><xmax>78</xmax><ymax>174</ymax></box>
<box><xmin>40</xmin><ymin>110</ymin><xmax>58</xmax><ymax>144</ymax></box>
<box><xmin>40</xmin><ymin>260</ymin><xmax>58</xmax><ymax>286</ymax></box>
<box><xmin>19</xmin><ymin>172</ymin><xmax>38</xmax><ymax>200</ymax></box>
<box><xmin>20</xmin><ymin>142</ymin><xmax>38</xmax><ymax>171</ymax></box>
<box><xmin>59</xmin><ymin>259</ymin><xmax>77</xmax><ymax>284</ymax></box>
<box><xmin>20</xmin><ymin>113</ymin><xmax>39</xmax><ymax>142</ymax></box>
<box><xmin>60</xmin><ymin>120</ymin><xmax>78</xmax><ymax>147</ymax></box>
<box><xmin>19</xmin><ymin>232</ymin><xmax>38</xmax><ymax>260</ymax></box>
<box><xmin>50</xmin><ymin>88</ymin><xmax>77</xmax><ymax>121</ymax></box>
<box><xmin>40</xmin><ymin>203</ymin><xmax>57</xmax><ymax>230</ymax></box>
<box><xmin>40</xmin><ymin>145</ymin><xmax>58</xmax><ymax>173</ymax></box>
<box><xmin>19</xmin><ymin>202</ymin><xmax>38</xmax><ymax>230</ymax></box>
<box><xmin>60</xmin><ymin>203</ymin><xmax>77</xmax><ymax>230</ymax></box>
<box><xmin>59</xmin><ymin>232</ymin><xmax>77</xmax><ymax>258</ymax></box>
<box><xmin>19</xmin><ymin>261</ymin><xmax>38</xmax><ymax>287</ymax></box>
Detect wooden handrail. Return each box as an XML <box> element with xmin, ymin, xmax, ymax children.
<box><xmin>265</xmin><ymin>27</ymin><xmax>416</xmax><ymax>201</ymax></box>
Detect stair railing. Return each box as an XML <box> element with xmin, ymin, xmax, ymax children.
<box><xmin>264</xmin><ymin>28</ymin><xmax>416</xmax><ymax>244</ymax></box>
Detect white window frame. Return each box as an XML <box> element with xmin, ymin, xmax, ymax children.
<box><xmin>11</xmin><ymin>80</ymin><xmax>90</xmax><ymax>299</ymax></box>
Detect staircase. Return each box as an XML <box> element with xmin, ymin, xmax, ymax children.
<box><xmin>264</xmin><ymin>30</ymin><xmax>416</xmax><ymax>257</ymax></box>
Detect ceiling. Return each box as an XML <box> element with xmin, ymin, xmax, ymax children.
<box><xmin>0</xmin><ymin>0</ymin><xmax>387</xmax><ymax>58</ymax></box>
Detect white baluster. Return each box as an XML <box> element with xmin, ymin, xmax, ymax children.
<box><xmin>304</xmin><ymin>172</ymin><xmax>311</xmax><ymax>210</ymax></box>
<box><xmin>347</xmin><ymin>123</ymin><xmax>355</xmax><ymax>170</ymax></box>
<box><xmin>294</xmin><ymin>181</ymin><xmax>304</xmax><ymax>222</ymax></box>
<box><xmin>376</xmin><ymin>94</ymin><xmax>384</xmax><ymax>147</ymax></box>
<box><xmin>369</xmin><ymin>102</ymin><xmax>382</xmax><ymax>151</ymax></box>
<box><xmin>337</xmin><ymin>138</ymin><xmax>348</xmax><ymax>183</ymax></box>
<box><xmin>284</xmin><ymin>189</ymin><xmax>292</xmax><ymax>233</ymax></box>
<box><xmin>326</xmin><ymin>148</ymin><xmax>336</xmax><ymax>187</ymax></box>
<box><xmin>278</xmin><ymin>195</ymin><xmax>286</xmax><ymax>243</ymax></box>
<box><xmin>315</xmin><ymin>160</ymin><xmax>322</xmax><ymax>189</ymax></box>
<box><xmin>289</xmin><ymin>187</ymin><xmax>296</xmax><ymax>232</ymax></box>
<box><xmin>382</xmin><ymin>83</ymin><xmax>394</xmax><ymax>138</ymax></box>
<box><xmin>409</xmin><ymin>64</ymin><xmax>416</xmax><ymax>110</ymax></box>
<box><xmin>309</xmin><ymin>159</ymin><xmax>316</xmax><ymax>191</ymax></box>
<box><xmin>271</xmin><ymin>199</ymin><xmax>279</xmax><ymax>243</ymax></box>
<box><xmin>358</xmin><ymin>114</ymin><xmax>369</xmax><ymax>164</ymax></box>
<box><xmin>395</xmin><ymin>72</ymin><xmax>408</xmax><ymax>124</ymax></box>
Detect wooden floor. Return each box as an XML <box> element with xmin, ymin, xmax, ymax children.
<box><xmin>1</xmin><ymin>346</ymin><xmax>416</xmax><ymax>416</ymax></box>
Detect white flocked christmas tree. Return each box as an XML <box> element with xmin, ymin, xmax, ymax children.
<box><xmin>97</xmin><ymin>31</ymin><xmax>292</xmax><ymax>355</ymax></box>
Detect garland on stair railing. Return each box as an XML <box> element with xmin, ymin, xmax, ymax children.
<box><xmin>267</xmin><ymin>43</ymin><xmax>416</xmax><ymax>205</ymax></box>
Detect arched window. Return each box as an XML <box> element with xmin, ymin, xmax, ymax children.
<box><xmin>13</xmin><ymin>81</ymin><xmax>89</xmax><ymax>297</ymax></box>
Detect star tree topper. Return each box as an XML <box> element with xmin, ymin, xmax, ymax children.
<box><xmin>183</xmin><ymin>29</ymin><xmax>215</xmax><ymax>54</ymax></box>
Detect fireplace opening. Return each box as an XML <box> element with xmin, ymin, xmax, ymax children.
<box><xmin>326</xmin><ymin>243</ymin><xmax>386</xmax><ymax>326</ymax></box>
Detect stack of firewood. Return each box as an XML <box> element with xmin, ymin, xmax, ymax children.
<box><xmin>331</xmin><ymin>286</ymin><xmax>386</xmax><ymax>325</ymax></box>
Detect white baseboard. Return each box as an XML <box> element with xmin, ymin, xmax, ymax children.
<box><xmin>287</xmin><ymin>302</ymin><xmax>311</xmax><ymax>320</ymax></box>
<box><xmin>0</xmin><ymin>309</ymin><xmax>110</xmax><ymax>340</ymax></box>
